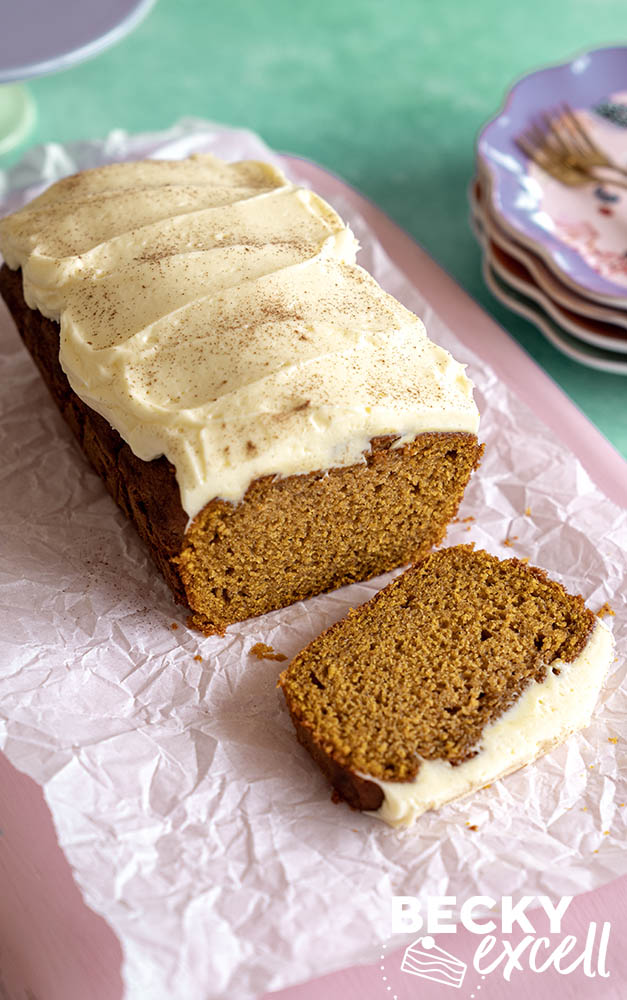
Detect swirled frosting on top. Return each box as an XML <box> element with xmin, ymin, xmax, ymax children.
<box><xmin>0</xmin><ymin>154</ymin><xmax>479</xmax><ymax>518</ymax></box>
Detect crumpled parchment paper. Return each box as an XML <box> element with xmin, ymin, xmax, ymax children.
<box><xmin>0</xmin><ymin>120</ymin><xmax>625</xmax><ymax>1000</ymax></box>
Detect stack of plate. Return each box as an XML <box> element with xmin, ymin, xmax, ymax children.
<box><xmin>473</xmin><ymin>47</ymin><xmax>627</xmax><ymax>374</ymax></box>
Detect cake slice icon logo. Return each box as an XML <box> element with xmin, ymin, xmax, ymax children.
<box><xmin>401</xmin><ymin>935</ymin><xmax>467</xmax><ymax>989</ymax></box>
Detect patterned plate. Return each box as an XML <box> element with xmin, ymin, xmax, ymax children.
<box><xmin>470</xmin><ymin>179</ymin><xmax>627</xmax><ymax>353</ymax></box>
<box><xmin>478</xmin><ymin>47</ymin><xmax>627</xmax><ymax>305</ymax></box>
<box><xmin>470</xmin><ymin>206</ymin><xmax>627</xmax><ymax>374</ymax></box>
<box><xmin>470</xmin><ymin>177</ymin><xmax>627</xmax><ymax>331</ymax></box>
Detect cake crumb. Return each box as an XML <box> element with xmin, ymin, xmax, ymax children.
<box><xmin>468</xmin><ymin>824</ymin><xmax>478</xmax><ymax>831</ymax></box>
<box><xmin>593</xmin><ymin>849</ymin><xmax>599</xmax><ymax>853</ymax></box>
<box><xmin>608</xmin><ymin>737</ymin><xmax>618</xmax><ymax>744</ymax></box>
<box><xmin>280</xmin><ymin>544</ymin><xmax>598</xmax><ymax>804</ymax></box>
<box><xmin>249</xmin><ymin>641</ymin><xmax>287</xmax><ymax>662</ymax></box>
<box><xmin>194</xmin><ymin>654</ymin><xmax>203</xmax><ymax>662</ymax></box>
<box><xmin>503</xmin><ymin>536</ymin><xmax>518</xmax><ymax>547</ymax></box>
<box><xmin>582</xmin><ymin>806</ymin><xmax>588</xmax><ymax>811</ymax></box>
<box><xmin>171</xmin><ymin>622</ymin><xmax>179</xmax><ymax>630</ymax></box>
<box><xmin>520</xmin><ymin>556</ymin><xmax>529</xmax><ymax>564</ymax></box>
<box><xmin>482</xmin><ymin>783</ymin><xmax>492</xmax><ymax>790</ymax></box>
<box><xmin>596</xmin><ymin>602</ymin><xmax>615</xmax><ymax>618</ymax></box>
<box><xmin>524</xmin><ymin>507</ymin><xmax>531</xmax><ymax>516</ymax></box>
<box><xmin>603</xmin><ymin>830</ymin><xmax>610</xmax><ymax>836</ymax></box>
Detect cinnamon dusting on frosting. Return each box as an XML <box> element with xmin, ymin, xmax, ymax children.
<box><xmin>0</xmin><ymin>154</ymin><xmax>480</xmax><ymax>517</ymax></box>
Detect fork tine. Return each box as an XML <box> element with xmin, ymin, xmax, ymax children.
<box><xmin>515</xmin><ymin>135</ymin><xmax>544</xmax><ymax>166</ymax></box>
<box><xmin>519</xmin><ymin>122</ymin><xmax>569</xmax><ymax>168</ymax></box>
<box><xmin>544</xmin><ymin>110</ymin><xmax>581</xmax><ymax>156</ymax></box>
<box><xmin>516</xmin><ymin>134</ymin><xmax>552</xmax><ymax>171</ymax></box>
<box><xmin>558</xmin><ymin>103</ymin><xmax>596</xmax><ymax>156</ymax></box>
<box><xmin>555</xmin><ymin>106</ymin><xmax>590</xmax><ymax>157</ymax></box>
<box><xmin>542</xmin><ymin>105</ymin><xmax>587</xmax><ymax>158</ymax></box>
<box><xmin>515</xmin><ymin>135</ymin><xmax>534</xmax><ymax>159</ymax></box>
<box><xmin>563</xmin><ymin>101</ymin><xmax>627</xmax><ymax>177</ymax></box>
<box><xmin>518</xmin><ymin>124</ymin><xmax>547</xmax><ymax>160</ymax></box>
<box><xmin>540</xmin><ymin>113</ymin><xmax>573</xmax><ymax>157</ymax></box>
<box><xmin>541</xmin><ymin>111</ymin><xmax>559</xmax><ymax>138</ymax></box>
<box><xmin>531</xmin><ymin>118</ymin><xmax>562</xmax><ymax>155</ymax></box>
<box><xmin>515</xmin><ymin>124</ymin><xmax>592</xmax><ymax>185</ymax></box>
<box><xmin>561</xmin><ymin>103</ymin><xmax>601</xmax><ymax>154</ymax></box>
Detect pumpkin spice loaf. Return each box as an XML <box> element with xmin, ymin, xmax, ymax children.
<box><xmin>0</xmin><ymin>155</ymin><xmax>483</xmax><ymax>634</ymax></box>
<box><xmin>279</xmin><ymin>545</ymin><xmax>613</xmax><ymax>826</ymax></box>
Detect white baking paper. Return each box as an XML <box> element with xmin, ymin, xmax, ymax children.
<box><xmin>0</xmin><ymin>120</ymin><xmax>625</xmax><ymax>1000</ymax></box>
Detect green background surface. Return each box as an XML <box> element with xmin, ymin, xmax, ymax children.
<box><xmin>3</xmin><ymin>0</ymin><xmax>627</xmax><ymax>468</ymax></box>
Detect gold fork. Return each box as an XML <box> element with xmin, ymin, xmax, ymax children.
<box><xmin>516</xmin><ymin>103</ymin><xmax>627</xmax><ymax>189</ymax></box>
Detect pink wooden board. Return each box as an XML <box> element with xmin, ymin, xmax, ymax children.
<box><xmin>1</xmin><ymin>156</ymin><xmax>625</xmax><ymax>1000</ymax></box>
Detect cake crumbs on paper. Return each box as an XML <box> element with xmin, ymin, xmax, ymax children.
<box><xmin>524</xmin><ymin>506</ymin><xmax>532</xmax><ymax>516</ymax></box>
<box><xmin>593</xmin><ymin>849</ymin><xmax>599</xmax><ymax>853</ymax></box>
<box><xmin>482</xmin><ymin>783</ymin><xmax>492</xmax><ymax>790</ymax></box>
<box><xmin>193</xmin><ymin>654</ymin><xmax>203</xmax><ymax>662</ymax></box>
<box><xmin>608</xmin><ymin>737</ymin><xmax>618</xmax><ymax>744</ymax></box>
<box><xmin>603</xmin><ymin>830</ymin><xmax>610</xmax><ymax>836</ymax></box>
<box><xmin>520</xmin><ymin>556</ymin><xmax>529</xmax><ymax>564</ymax></box>
<box><xmin>467</xmin><ymin>824</ymin><xmax>478</xmax><ymax>832</ymax></box>
<box><xmin>170</xmin><ymin>622</ymin><xmax>179</xmax><ymax>630</ymax></box>
<box><xmin>249</xmin><ymin>642</ymin><xmax>287</xmax><ymax>662</ymax></box>
<box><xmin>596</xmin><ymin>602</ymin><xmax>615</xmax><ymax>618</ymax></box>
<box><xmin>503</xmin><ymin>536</ymin><xmax>518</xmax><ymax>547</ymax></box>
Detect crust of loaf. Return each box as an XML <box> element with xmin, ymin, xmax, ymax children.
<box><xmin>0</xmin><ymin>263</ymin><xmax>189</xmax><ymax>602</ymax></box>
<box><xmin>289</xmin><ymin>713</ymin><xmax>385</xmax><ymax>811</ymax></box>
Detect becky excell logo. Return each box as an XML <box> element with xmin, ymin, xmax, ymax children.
<box><xmin>378</xmin><ymin>895</ymin><xmax>611</xmax><ymax>997</ymax></box>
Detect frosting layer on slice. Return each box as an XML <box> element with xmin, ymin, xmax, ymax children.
<box><xmin>0</xmin><ymin>154</ymin><xmax>479</xmax><ymax>517</ymax></box>
<box><xmin>369</xmin><ymin>618</ymin><xmax>613</xmax><ymax>827</ymax></box>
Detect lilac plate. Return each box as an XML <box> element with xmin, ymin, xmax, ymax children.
<box><xmin>478</xmin><ymin>47</ymin><xmax>627</xmax><ymax>305</ymax></box>
<box><xmin>0</xmin><ymin>0</ymin><xmax>156</xmax><ymax>83</ymax></box>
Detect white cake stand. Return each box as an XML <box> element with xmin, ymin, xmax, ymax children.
<box><xmin>0</xmin><ymin>0</ymin><xmax>156</xmax><ymax>155</ymax></box>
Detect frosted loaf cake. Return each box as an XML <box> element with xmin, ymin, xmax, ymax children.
<box><xmin>279</xmin><ymin>546</ymin><xmax>613</xmax><ymax>827</ymax></box>
<box><xmin>0</xmin><ymin>155</ymin><xmax>483</xmax><ymax>633</ymax></box>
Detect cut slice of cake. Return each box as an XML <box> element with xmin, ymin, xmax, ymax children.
<box><xmin>0</xmin><ymin>155</ymin><xmax>483</xmax><ymax>634</ymax></box>
<box><xmin>279</xmin><ymin>545</ymin><xmax>613</xmax><ymax>827</ymax></box>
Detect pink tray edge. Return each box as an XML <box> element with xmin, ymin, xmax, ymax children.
<box><xmin>1</xmin><ymin>155</ymin><xmax>625</xmax><ymax>1000</ymax></box>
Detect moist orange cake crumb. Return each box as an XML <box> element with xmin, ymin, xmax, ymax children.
<box><xmin>279</xmin><ymin>545</ymin><xmax>613</xmax><ymax>825</ymax></box>
<box><xmin>249</xmin><ymin>642</ymin><xmax>288</xmax><ymax>662</ymax></box>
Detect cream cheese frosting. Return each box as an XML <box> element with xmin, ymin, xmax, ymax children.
<box><xmin>366</xmin><ymin>618</ymin><xmax>614</xmax><ymax>828</ymax></box>
<box><xmin>0</xmin><ymin>154</ymin><xmax>480</xmax><ymax>518</ymax></box>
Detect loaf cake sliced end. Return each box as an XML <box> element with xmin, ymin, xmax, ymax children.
<box><xmin>0</xmin><ymin>154</ymin><xmax>483</xmax><ymax>634</ymax></box>
<box><xmin>279</xmin><ymin>545</ymin><xmax>613</xmax><ymax>827</ymax></box>
<box><xmin>177</xmin><ymin>431</ymin><xmax>482</xmax><ymax>635</ymax></box>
